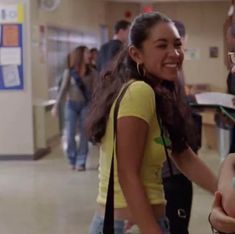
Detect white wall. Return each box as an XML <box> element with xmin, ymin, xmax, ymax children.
<box><xmin>105</xmin><ymin>2</ymin><xmax>140</xmax><ymax>38</ymax></box>
<box><xmin>154</xmin><ymin>1</ymin><xmax>230</xmax><ymax>92</ymax></box>
<box><xmin>29</xmin><ymin>0</ymin><xmax>106</xmax><ymax>152</ymax></box>
<box><xmin>1</xmin><ymin>0</ymin><xmax>227</xmax><ymax>155</ymax></box>
<box><xmin>106</xmin><ymin>1</ymin><xmax>230</xmax><ymax>92</ymax></box>
<box><xmin>0</xmin><ymin>0</ymin><xmax>34</xmax><ymax>155</ymax></box>
<box><xmin>30</xmin><ymin>0</ymin><xmax>106</xmax><ymax>100</ymax></box>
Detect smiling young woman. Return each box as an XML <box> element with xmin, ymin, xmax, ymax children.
<box><xmin>86</xmin><ymin>11</ymin><xmax>217</xmax><ymax>234</ymax></box>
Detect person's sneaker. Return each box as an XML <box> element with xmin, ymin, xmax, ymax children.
<box><xmin>77</xmin><ymin>165</ymin><xmax>86</xmax><ymax>171</ymax></box>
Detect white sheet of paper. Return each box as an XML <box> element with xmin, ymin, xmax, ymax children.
<box><xmin>195</xmin><ymin>92</ymin><xmax>235</xmax><ymax>109</ymax></box>
<box><xmin>0</xmin><ymin>5</ymin><xmax>18</xmax><ymax>23</ymax></box>
<box><xmin>0</xmin><ymin>47</ymin><xmax>21</xmax><ymax>65</ymax></box>
<box><xmin>2</xmin><ymin>65</ymin><xmax>20</xmax><ymax>87</ymax></box>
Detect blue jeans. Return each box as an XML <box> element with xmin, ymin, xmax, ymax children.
<box><xmin>65</xmin><ymin>100</ymin><xmax>88</xmax><ymax>167</ymax></box>
<box><xmin>89</xmin><ymin>213</ymin><xmax>171</xmax><ymax>234</ymax></box>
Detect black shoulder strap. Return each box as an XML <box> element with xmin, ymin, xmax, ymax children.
<box><xmin>103</xmin><ymin>81</ymin><xmax>133</xmax><ymax>234</ymax></box>
<box><xmin>70</xmin><ymin>68</ymin><xmax>90</xmax><ymax>102</ymax></box>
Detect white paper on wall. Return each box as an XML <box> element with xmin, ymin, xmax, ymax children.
<box><xmin>185</xmin><ymin>48</ymin><xmax>200</xmax><ymax>60</ymax></box>
<box><xmin>2</xmin><ymin>65</ymin><xmax>20</xmax><ymax>87</ymax></box>
<box><xmin>0</xmin><ymin>5</ymin><xmax>18</xmax><ymax>23</ymax></box>
<box><xmin>0</xmin><ymin>47</ymin><xmax>21</xmax><ymax>65</ymax></box>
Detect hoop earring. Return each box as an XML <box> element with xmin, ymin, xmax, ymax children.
<box><xmin>137</xmin><ymin>63</ymin><xmax>146</xmax><ymax>77</ymax></box>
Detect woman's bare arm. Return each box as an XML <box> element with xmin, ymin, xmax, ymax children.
<box><xmin>51</xmin><ymin>70</ymin><xmax>70</xmax><ymax>116</ymax></box>
<box><xmin>172</xmin><ymin>147</ymin><xmax>217</xmax><ymax>194</ymax></box>
<box><xmin>55</xmin><ymin>69</ymin><xmax>70</xmax><ymax>107</ymax></box>
<box><xmin>117</xmin><ymin>116</ymin><xmax>162</xmax><ymax>234</ymax></box>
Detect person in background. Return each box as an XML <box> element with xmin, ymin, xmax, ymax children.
<box><xmin>86</xmin><ymin>12</ymin><xmax>217</xmax><ymax>234</ymax></box>
<box><xmin>226</xmin><ymin>23</ymin><xmax>235</xmax><ymax>154</ymax></box>
<box><xmin>161</xmin><ymin>20</ymin><xmax>202</xmax><ymax>234</ymax></box>
<box><xmin>208</xmin><ymin>4</ymin><xmax>235</xmax><ymax>231</ymax></box>
<box><xmin>96</xmin><ymin>19</ymin><xmax>130</xmax><ymax>73</ymax></box>
<box><xmin>51</xmin><ymin>46</ymin><xmax>96</xmax><ymax>171</ymax></box>
<box><xmin>89</xmin><ymin>48</ymin><xmax>98</xmax><ymax>70</ymax></box>
<box><xmin>224</xmin><ymin>0</ymin><xmax>235</xmax><ymax>153</ymax></box>
<box><xmin>209</xmin><ymin>154</ymin><xmax>235</xmax><ymax>233</ymax></box>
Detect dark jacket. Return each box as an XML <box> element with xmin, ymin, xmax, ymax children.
<box><xmin>96</xmin><ymin>39</ymin><xmax>123</xmax><ymax>72</ymax></box>
<box><xmin>227</xmin><ymin>72</ymin><xmax>235</xmax><ymax>95</ymax></box>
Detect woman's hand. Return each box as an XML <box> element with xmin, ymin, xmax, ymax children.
<box><xmin>51</xmin><ymin>105</ymin><xmax>58</xmax><ymax>117</ymax></box>
<box><xmin>210</xmin><ymin>191</ymin><xmax>235</xmax><ymax>233</ymax></box>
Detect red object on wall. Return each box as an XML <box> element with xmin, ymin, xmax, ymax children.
<box><xmin>124</xmin><ymin>10</ymin><xmax>132</xmax><ymax>19</ymax></box>
<box><xmin>143</xmin><ymin>6</ymin><xmax>153</xmax><ymax>13</ymax></box>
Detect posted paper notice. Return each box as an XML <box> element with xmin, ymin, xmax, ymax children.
<box><xmin>2</xmin><ymin>65</ymin><xmax>20</xmax><ymax>87</ymax></box>
<box><xmin>0</xmin><ymin>47</ymin><xmax>21</xmax><ymax>65</ymax></box>
<box><xmin>3</xmin><ymin>24</ymin><xmax>19</xmax><ymax>46</ymax></box>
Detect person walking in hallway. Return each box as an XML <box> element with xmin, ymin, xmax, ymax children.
<box><xmin>96</xmin><ymin>19</ymin><xmax>130</xmax><ymax>73</ymax></box>
<box><xmin>52</xmin><ymin>46</ymin><xmax>96</xmax><ymax>171</ymax></box>
<box><xmin>224</xmin><ymin>0</ymin><xmax>235</xmax><ymax>154</ymax></box>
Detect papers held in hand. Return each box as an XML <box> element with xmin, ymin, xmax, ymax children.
<box><xmin>194</xmin><ymin>92</ymin><xmax>235</xmax><ymax>110</ymax></box>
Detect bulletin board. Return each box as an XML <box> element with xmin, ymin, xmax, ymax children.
<box><xmin>0</xmin><ymin>4</ymin><xmax>24</xmax><ymax>90</ymax></box>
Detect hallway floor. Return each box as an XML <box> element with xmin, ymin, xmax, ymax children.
<box><xmin>0</xmin><ymin>144</ymin><xmax>220</xmax><ymax>234</ymax></box>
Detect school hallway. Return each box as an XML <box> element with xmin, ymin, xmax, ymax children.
<box><xmin>0</xmin><ymin>0</ymin><xmax>232</xmax><ymax>233</ymax></box>
<box><xmin>0</xmin><ymin>144</ymin><xmax>220</xmax><ymax>234</ymax></box>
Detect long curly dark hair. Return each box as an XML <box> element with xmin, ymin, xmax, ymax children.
<box><xmin>86</xmin><ymin>12</ymin><xmax>195</xmax><ymax>154</ymax></box>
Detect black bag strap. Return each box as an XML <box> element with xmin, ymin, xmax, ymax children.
<box><xmin>156</xmin><ymin>106</ymin><xmax>174</xmax><ymax>177</ymax></box>
<box><xmin>103</xmin><ymin>81</ymin><xmax>134</xmax><ymax>234</ymax></box>
<box><xmin>70</xmin><ymin>68</ymin><xmax>90</xmax><ymax>102</ymax></box>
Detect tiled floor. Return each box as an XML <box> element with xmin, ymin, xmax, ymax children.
<box><xmin>0</xmin><ymin>144</ymin><xmax>220</xmax><ymax>234</ymax></box>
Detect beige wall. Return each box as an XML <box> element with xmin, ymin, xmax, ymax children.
<box><xmin>31</xmin><ymin>0</ymin><xmax>106</xmax><ymax>100</ymax></box>
<box><xmin>0</xmin><ymin>0</ymin><xmax>34</xmax><ymax>155</ymax></box>
<box><xmin>154</xmin><ymin>2</ymin><xmax>229</xmax><ymax>92</ymax></box>
<box><xmin>31</xmin><ymin>0</ymin><xmax>231</xmax><ymax>98</ymax></box>
<box><xmin>106</xmin><ymin>1</ymin><xmax>230</xmax><ymax>92</ymax></box>
<box><xmin>1</xmin><ymin>0</ymin><xmax>229</xmax><ymax>155</ymax></box>
<box><xmin>30</xmin><ymin>0</ymin><xmax>107</xmax><ymax>152</ymax></box>
<box><xmin>105</xmin><ymin>2</ymin><xmax>140</xmax><ymax>38</ymax></box>
<box><xmin>0</xmin><ymin>0</ymin><xmax>107</xmax><ymax>155</ymax></box>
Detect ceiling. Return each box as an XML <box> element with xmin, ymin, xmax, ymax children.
<box><xmin>107</xmin><ymin>0</ymin><xmax>229</xmax><ymax>2</ymax></box>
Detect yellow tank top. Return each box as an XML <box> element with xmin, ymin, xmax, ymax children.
<box><xmin>97</xmin><ymin>81</ymin><xmax>166</xmax><ymax>208</ymax></box>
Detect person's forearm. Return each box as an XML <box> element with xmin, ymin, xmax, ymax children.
<box><xmin>173</xmin><ymin>148</ymin><xmax>217</xmax><ymax>194</ymax></box>
<box><xmin>218</xmin><ymin>154</ymin><xmax>235</xmax><ymax>217</ymax></box>
<box><xmin>55</xmin><ymin>89</ymin><xmax>66</xmax><ymax>107</ymax></box>
<box><xmin>118</xmin><ymin>172</ymin><xmax>163</xmax><ymax>234</ymax></box>
<box><xmin>210</xmin><ymin>191</ymin><xmax>235</xmax><ymax>233</ymax></box>
<box><xmin>55</xmin><ymin>76</ymin><xmax>69</xmax><ymax>107</ymax></box>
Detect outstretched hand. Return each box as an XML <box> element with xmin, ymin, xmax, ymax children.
<box><xmin>51</xmin><ymin>106</ymin><xmax>58</xmax><ymax>117</ymax></box>
<box><xmin>210</xmin><ymin>191</ymin><xmax>235</xmax><ymax>233</ymax></box>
